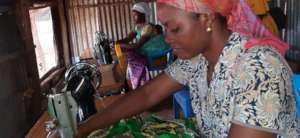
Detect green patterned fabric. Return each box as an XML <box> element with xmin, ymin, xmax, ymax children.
<box><xmin>87</xmin><ymin>115</ymin><xmax>199</xmax><ymax>138</ymax></box>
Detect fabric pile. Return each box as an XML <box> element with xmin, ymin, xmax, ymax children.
<box><xmin>87</xmin><ymin>115</ymin><xmax>199</xmax><ymax>138</ymax></box>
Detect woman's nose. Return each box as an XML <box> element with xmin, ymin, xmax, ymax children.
<box><xmin>165</xmin><ymin>33</ymin><xmax>174</xmax><ymax>44</ymax></box>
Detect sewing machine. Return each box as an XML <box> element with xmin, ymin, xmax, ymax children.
<box><xmin>47</xmin><ymin>90</ymin><xmax>78</xmax><ymax>138</ymax></box>
<box><xmin>46</xmin><ymin>63</ymin><xmax>101</xmax><ymax>138</ymax></box>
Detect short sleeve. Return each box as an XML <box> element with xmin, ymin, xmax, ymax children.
<box><xmin>231</xmin><ymin>47</ymin><xmax>297</xmax><ymax>135</ymax></box>
<box><xmin>164</xmin><ymin>59</ymin><xmax>190</xmax><ymax>85</ymax></box>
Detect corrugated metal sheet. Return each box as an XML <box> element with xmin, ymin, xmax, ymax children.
<box><xmin>285</xmin><ymin>0</ymin><xmax>300</xmax><ymax>60</ymax></box>
<box><xmin>66</xmin><ymin>0</ymin><xmax>158</xmax><ymax>59</ymax></box>
<box><xmin>271</xmin><ymin>0</ymin><xmax>300</xmax><ymax>61</ymax></box>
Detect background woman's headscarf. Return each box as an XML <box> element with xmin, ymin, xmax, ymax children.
<box><xmin>157</xmin><ymin>0</ymin><xmax>289</xmax><ymax>55</ymax></box>
<box><xmin>132</xmin><ymin>2</ymin><xmax>151</xmax><ymax>22</ymax></box>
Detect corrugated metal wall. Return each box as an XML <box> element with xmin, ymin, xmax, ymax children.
<box><xmin>66</xmin><ymin>0</ymin><xmax>158</xmax><ymax>59</ymax></box>
<box><xmin>285</xmin><ymin>0</ymin><xmax>300</xmax><ymax>60</ymax></box>
<box><xmin>270</xmin><ymin>0</ymin><xmax>300</xmax><ymax>61</ymax></box>
<box><xmin>67</xmin><ymin>0</ymin><xmax>300</xmax><ymax>61</ymax></box>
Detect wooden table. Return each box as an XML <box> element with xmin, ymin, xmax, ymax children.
<box><xmin>26</xmin><ymin>64</ymin><xmax>126</xmax><ymax>138</ymax></box>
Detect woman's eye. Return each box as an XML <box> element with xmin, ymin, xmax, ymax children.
<box><xmin>170</xmin><ymin>27</ymin><xmax>180</xmax><ymax>33</ymax></box>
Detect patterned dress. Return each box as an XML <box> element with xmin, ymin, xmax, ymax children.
<box><xmin>126</xmin><ymin>24</ymin><xmax>157</xmax><ymax>89</ymax></box>
<box><xmin>165</xmin><ymin>32</ymin><xmax>299</xmax><ymax>137</ymax></box>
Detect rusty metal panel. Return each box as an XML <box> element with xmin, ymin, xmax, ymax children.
<box><xmin>107</xmin><ymin>0</ymin><xmax>115</xmax><ymax>41</ymax></box>
<box><xmin>66</xmin><ymin>0</ymin><xmax>158</xmax><ymax>60</ymax></box>
<box><xmin>286</xmin><ymin>0</ymin><xmax>300</xmax><ymax>48</ymax></box>
<box><xmin>67</xmin><ymin>0</ymin><xmax>77</xmax><ymax>57</ymax></box>
<box><xmin>285</xmin><ymin>0</ymin><xmax>300</xmax><ymax>61</ymax></box>
<box><xmin>271</xmin><ymin>0</ymin><xmax>300</xmax><ymax>60</ymax></box>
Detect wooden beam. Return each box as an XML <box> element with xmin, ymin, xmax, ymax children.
<box><xmin>57</xmin><ymin>0</ymin><xmax>71</xmax><ymax>66</ymax></box>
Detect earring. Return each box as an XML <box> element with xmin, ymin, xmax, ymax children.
<box><xmin>206</xmin><ymin>27</ymin><xmax>212</xmax><ymax>32</ymax></box>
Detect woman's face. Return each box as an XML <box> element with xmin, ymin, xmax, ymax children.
<box><xmin>132</xmin><ymin>11</ymin><xmax>146</xmax><ymax>24</ymax></box>
<box><xmin>158</xmin><ymin>4</ymin><xmax>211</xmax><ymax>59</ymax></box>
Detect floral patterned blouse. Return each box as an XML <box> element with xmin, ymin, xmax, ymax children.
<box><xmin>165</xmin><ymin>32</ymin><xmax>299</xmax><ymax>137</ymax></box>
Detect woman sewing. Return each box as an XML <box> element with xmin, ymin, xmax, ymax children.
<box><xmin>116</xmin><ymin>2</ymin><xmax>160</xmax><ymax>90</ymax></box>
<box><xmin>79</xmin><ymin>0</ymin><xmax>299</xmax><ymax>137</ymax></box>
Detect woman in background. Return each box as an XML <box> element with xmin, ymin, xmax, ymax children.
<box><xmin>116</xmin><ymin>2</ymin><xmax>158</xmax><ymax>89</ymax></box>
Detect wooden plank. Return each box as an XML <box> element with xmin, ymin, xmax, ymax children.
<box><xmin>108</xmin><ymin>0</ymin><xmax>115</xmax><ymax>40</ymax></box>
<box><xmin>25</xmin><ymin>112</ymin><xmax>49</xmax><ymax>138</ymax></box>
<box><xmin>92</xmin><ymin>0</ymin><xmax>97</xmax><ymax>34</ymax></box>
<box><xmin>66</xmin><ymin>0</ymin><xmax>74</xmax><ymax>57</ymax></box>
<box><xmin>101</xmin><ymin>0</ymin><xmax>110</xmax><ymax>35</ymax></box>
<box><xmin>90</xmin><ymin>0</ymin><xmax>96</xmax><ymax>48</ymax></box>
<box><xmin>112</xmin><ymin>0</ymin><xmax>119</xmax><ymax>40</ymax></box>
<box><xmin>58</xmin><ymin>0</ymin><xmax>71</xmax><ymax>66</ymax></box>
<box><xmin>52</xmin><ymin>5</ymin><xmax>66</xmax><ymax>67</ymax></box>
<box><xmin>79</xmin><ymin>0</ymin><xmax>90</xmax><ymax>50</ymax></box>
<box><xmin>128</xmin><ymin>2</ymin><xmax>133</xmax><ymax>31</ymax></box>
<box><xmin>121</xmin><ymin>0</ymin><xmax>127</xmax><ymax>37</ymax></box>
<box><xmin>70</xmin><ymin>0</ymin><xmax>79</xmax><ymax>57</ymax></box>
<box><xmin>124</xmin><ymin>0</ymin><xmax>131</xmax><ymax>36</ymax></box>
<box><xmin>98</xmin><ymin>0</ymin><xmax>105</xmax><ymax>33</ymax></box>
<box><xmin>68</xmin><ymin>1</ymin><xmax>132</xmax><ymax>8</ymax></box>
<box><xmin>116</xmin><ymin>0</ymin><xmax>123</xmax><ymax>39</ymax></box>
<box><xmin>75</xmin><ymin>0</ymin><xmax>85</xmax><ymax>55</ymax></box>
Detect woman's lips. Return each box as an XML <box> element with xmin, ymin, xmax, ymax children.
<box><xmin>169</xmin><ymin>44</ymin><xmax>182</xmax><ymax>53</ymax></box>
<box><xmin>172</xmin><ymin>47</ymin><xmax>182</xmax><ymax>52</ymax></box>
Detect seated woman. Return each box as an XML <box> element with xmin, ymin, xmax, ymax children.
<box><xmin>116</xmin><ymin>2</ymin><xmax>158</xmax><ymax>90</ymax></box>
<box><xmin>79</xmin><ymin>0</ymin><xmax>299</xmax><ymax>137</ymax></box>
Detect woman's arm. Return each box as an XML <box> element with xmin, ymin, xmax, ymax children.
<box><xmin>228</xmin><ymin>48</ymin><xmax>294</xmax><ymax>138</ymax></box>
<box><xmin>228</xmin><ymin>123</ymin><xmax>277</xmax><ymax>138</ymax></box>
<box><xmin>120</xmin><ymin>24</ymin><xmax>155</xmax><ymax>50</ymax></box>
<box><xmin>116</xmin><ymin>31</ymin><xmax>137</xmax><ymax>44</ymax></box>
<box><xmin>120</xmin><ymin>35</ymin><xmax>151</xmax><ymax>51</ymax></box>
<box><xmin>77</xmin><ymin>73</ymin><xmax>183</xmax><ymax>137</ymax></box>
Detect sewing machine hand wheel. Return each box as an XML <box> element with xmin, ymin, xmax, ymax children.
<box><xmin>64</xmin><ymin>62</ymin><xmax>101</xmax><ymax>90</ymax></box>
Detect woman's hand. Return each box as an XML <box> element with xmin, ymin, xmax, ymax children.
<box><xmin>74</xmin><ymin>74</ymin><xmax>183</xmax><ymax>138</ymax></box>
<box><xmin>120</xmin><ymin>44</ymin><xmax>136</xmax><ymax>52</ymax></box>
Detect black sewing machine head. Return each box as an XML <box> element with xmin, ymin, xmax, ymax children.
<box><xmin>64</xmin><ymin>63</ymin><xmax>101</xmax><ymax>122</ymax></box>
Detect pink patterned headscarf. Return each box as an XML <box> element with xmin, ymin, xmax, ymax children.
<box><xmin>157</xmin><ymin>0</ymin><xmax>289</xmax><ymax>55</ymax></box>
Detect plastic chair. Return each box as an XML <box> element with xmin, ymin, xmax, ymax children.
<box><xmin>173</xmin><ymin>86</ymin><xmax>195</xmax><ymax>119</ymax></box>
<box><xmin>293</xmin><ymin>74</ymin><xmax>300</xmax><ymax>118</ymax></box>
<box><xmin>145</xmin><ymin>48</ymin><xmax>174</xmax><ymax>79</ymax></box>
